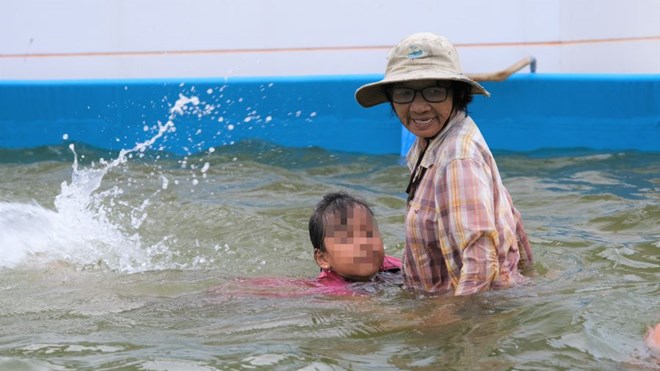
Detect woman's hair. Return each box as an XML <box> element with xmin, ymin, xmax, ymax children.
<box><xmin>387</xmin><ymin>80</ymin><xmax>474</xmax><ymax>114</ymax></box>
<box><xmin>308</xmin><ymin>191</ymin><xmax>375</xmax><ymax>252</ymax></box>
<box><xmin>450</xmin><ymin>81</ymin><xmax>474</xmax><ymax>112</ymax></box>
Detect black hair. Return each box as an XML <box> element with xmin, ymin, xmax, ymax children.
<box><xmin>450</xmin><ymin>81</ymin><xmax>473</xmax><ymax>113</ymax></box>
<box><xmin>308</xmin><ymin>191</ymin><xmax>375</xmax><ymax>252</ymax></box>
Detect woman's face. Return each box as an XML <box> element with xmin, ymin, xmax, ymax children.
<box><xmin>392</xmin><ymin>80</ymin><xmax>454</xmax><ymax>139</ymax></box>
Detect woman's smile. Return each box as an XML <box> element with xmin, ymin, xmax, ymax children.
<box><xmin>411</xmin><ymin>117</ymin><xmax>435</xmax><ymax>127</ymax></box>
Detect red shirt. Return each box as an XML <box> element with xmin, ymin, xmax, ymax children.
<box><xmin>316</xmin><ymin>255</ymin><xmax>402</xmax><ymax>294</ymax></box>
<box><xmin>207</xmin><ymin>256</ymin><xmax>402</xmax><ymax>298</ymax></box>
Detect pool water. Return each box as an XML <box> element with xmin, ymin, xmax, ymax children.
<box><xmin>1</xmin><ymin>127</ymin><xmax>659</xmax><ymax>368</ymax></box>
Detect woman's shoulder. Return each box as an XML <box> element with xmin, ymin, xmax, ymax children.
<box><xmin>432</xmin><ymin>115</ymin><xmax>493</xmax><ymax>163</ymax></box>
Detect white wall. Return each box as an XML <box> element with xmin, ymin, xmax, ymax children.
<box><xmin>2</xmin><ymin>0</ymin><xmax>659</xmax><ymax>80</ymax></box>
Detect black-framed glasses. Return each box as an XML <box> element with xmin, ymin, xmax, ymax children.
<box><xmin>389</xmin><ymin>86</ymin><xmax>449</xmax><ymax>104</ymax></box>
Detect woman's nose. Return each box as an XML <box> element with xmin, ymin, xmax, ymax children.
<box><xmin>410</xmin><ymin>94</ymin><xmax>429</xmax><ymax>112</ymax></box>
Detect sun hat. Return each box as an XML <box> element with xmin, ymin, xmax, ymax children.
<box><xmin>355</xmin><ymin>32</ymin><xmax>490</xmax><ymax>108</ymax></box>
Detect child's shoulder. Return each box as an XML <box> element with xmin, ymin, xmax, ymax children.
<box><xmin>382</xmin><ymin>255</ymin><xmax>402</xmax><ymax>271</ymax></box>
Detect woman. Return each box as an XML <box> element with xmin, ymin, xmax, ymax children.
<box><xmin>355</xmin><ymin>32</ymin><xmax>533</xmax><ymax>295</ymax></box>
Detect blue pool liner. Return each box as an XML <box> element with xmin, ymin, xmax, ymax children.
<box><xmin>1</xmin><ymin>74</ymin><xmax>659</xmax><ymax>155</ymax></box>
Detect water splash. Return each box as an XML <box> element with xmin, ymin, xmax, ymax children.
<box><xmin>0</xmin><ymin>94</ymin><xmax>201</xmax><ymax>272</ymax></box>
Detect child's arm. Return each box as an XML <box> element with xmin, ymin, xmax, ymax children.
<box><xmin>646</xmin><ymin>323</ymin><xmax>660</xmax><ymax>352</ymax></box>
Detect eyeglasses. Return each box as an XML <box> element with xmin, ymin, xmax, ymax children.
<box><xmin>389</xmin><ymin>86</ymin><xmax>449</xmax><ymax>104</ymax></box>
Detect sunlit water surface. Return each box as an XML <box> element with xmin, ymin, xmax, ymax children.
<box><xmin>0</xmin><ymin>122</ymin><xmax>658</xmax><ymax>369</ymax></box>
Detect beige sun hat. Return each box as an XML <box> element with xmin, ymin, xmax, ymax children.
<box><xmin>355</xmin><ymin>32</ymin><xmax>490</xmax><ymax>108</ymax></box>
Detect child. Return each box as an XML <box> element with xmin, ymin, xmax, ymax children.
<box><xmin>309</xmin><ymin>191</ymin><xmax>401</xmax><ymax>288</ymax></box>
<box><xmin>208</xmin><ymin>191</ymin><xmax>401</xmax><ymax>298</ymax></box>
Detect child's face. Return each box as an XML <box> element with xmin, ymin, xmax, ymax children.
<box><xmin>316</xmin><ymin>205</ymin><xmax>385</xmax><ymax>281</ymax></box>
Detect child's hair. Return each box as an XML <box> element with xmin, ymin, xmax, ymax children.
<box><xmin>308</xmin><ymin>191</ymin><xmax>375</xmax><ymax>252</ymax></box>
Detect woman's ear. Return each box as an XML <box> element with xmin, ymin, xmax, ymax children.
<box><xmin>314</xmin><ymin>249</ymin><xmax>331</xmax><ymax>270</ymax></box>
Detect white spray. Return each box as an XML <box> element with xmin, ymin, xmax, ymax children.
<box><xmin>0</xmin><ymin>94</ymin><xmax>201</xmax><ymax>272</ymax></box>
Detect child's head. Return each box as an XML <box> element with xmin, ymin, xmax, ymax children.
<box><xmin>309</xmin><ymin>191</ymin><xmax>385</xmax><ymax>281</ymax></box>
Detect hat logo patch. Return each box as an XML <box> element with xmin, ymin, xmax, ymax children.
<box><xmin>407</xmin><ymin>45</ymin><xmax>426</xmax><ymax>59</ymax></box>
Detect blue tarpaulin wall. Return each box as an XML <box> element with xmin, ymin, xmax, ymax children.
<box><xmin>1</xmin><ymin>74</ymin><xmax>659</xmax><ymax>155</ymax></box>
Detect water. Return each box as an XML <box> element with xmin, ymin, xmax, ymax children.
<box><xmin>1</xmin><ymin>101</ymin><xmax>659</xmax><ymax>369</ymax></box>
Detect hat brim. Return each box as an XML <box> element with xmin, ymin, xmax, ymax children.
<box><xmin>355</xmin><ymin>71</ymin><xmax>490</xmax><ymax>108</ymax></box>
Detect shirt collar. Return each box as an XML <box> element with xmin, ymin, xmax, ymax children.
<box><xmin>406</xmin><ymin>111</ymin><xmax>466</xmax><ymax>169</ymax></box>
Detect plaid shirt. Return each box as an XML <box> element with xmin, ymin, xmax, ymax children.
<box><xmin>403</xmin><ymin>112</ymin><xmax>533</xmax><ymax>295</ymax></box>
